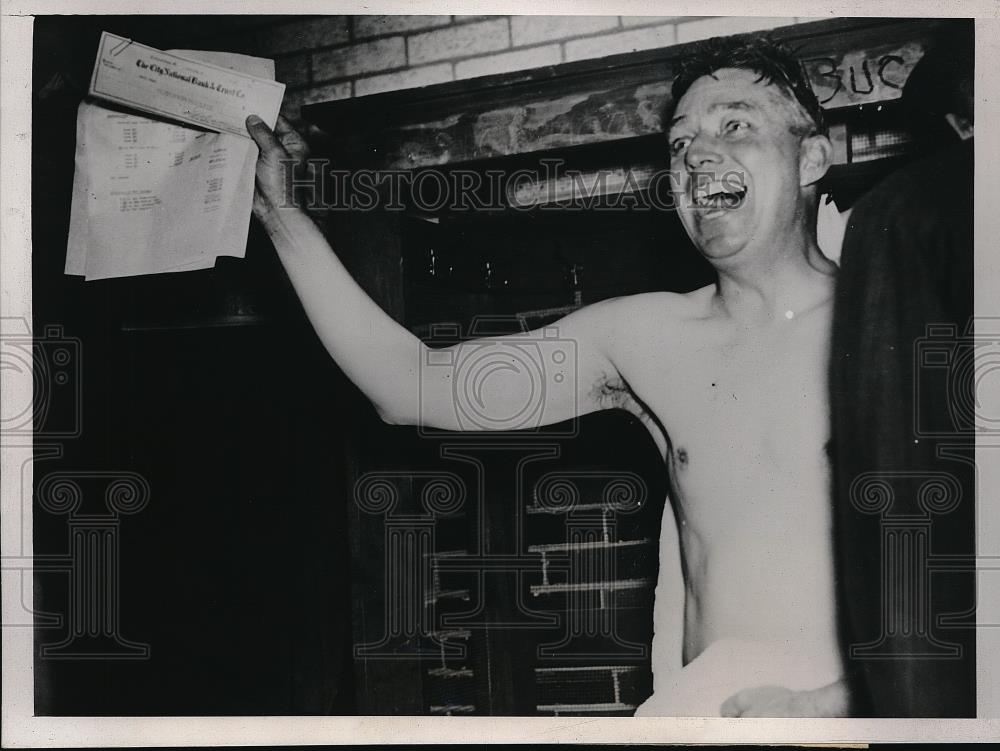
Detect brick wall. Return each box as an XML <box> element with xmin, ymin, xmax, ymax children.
<box><xmin>198</xmin><ymin>15</ymin><xmax>814</xmax><ymax>121</ymax></box>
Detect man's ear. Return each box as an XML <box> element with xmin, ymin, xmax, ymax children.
<box><xmin>799</xmin><ymin>134</ymin><xmax>833</xmax><ymax>187</ymax></box>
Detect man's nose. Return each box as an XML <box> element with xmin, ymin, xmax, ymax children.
<box><xmin>685</xmin><ymin>134</ymin><xmax>723</xmax><ymax>171</ymax></box>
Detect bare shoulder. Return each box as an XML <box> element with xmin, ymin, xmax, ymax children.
<box><xmin>620</xmin><ymin>286</ymin><xmax>715</xmax><ymax>324</ymax></box>
<box><xmin>555</xmin><ymin>287</ymin><xmax>714</xmax><ymax>421</ymax></box>
<box><xmin>559</xmin><ymin>287</ymin><xmax>713</xmax><ymax>338</ymax></box>
<box><xmin>566</xmin><ymin>290</ymin><xmax>713</xmax><ymax>450</ymax></box>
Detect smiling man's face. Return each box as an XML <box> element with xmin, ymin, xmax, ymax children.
<box><xmin>668</xmin><ymin>68</ymin><xmax>810</xmax><ymax>265</ymax></box>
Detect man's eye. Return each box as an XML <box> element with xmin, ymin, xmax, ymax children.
<box><xmin>724</xmin><ymin>120</ymin><xmax>749</xmax><ymax>134</ymax></box>
<box><xmin>670</xmin><ymin>137</ymin><xmax>690</xmax><ymax>156</ymax></box>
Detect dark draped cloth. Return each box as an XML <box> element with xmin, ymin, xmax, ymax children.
<box><xmin>829</xmin><ymin>139</ymin><xmax>976</xmax><ymax>717</ymax></box>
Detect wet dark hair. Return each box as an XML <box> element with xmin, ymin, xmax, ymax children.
<box><xmin>670</xmin><ymin>35</ymin><xmax>827</xmax><ymax>137</ymax></box>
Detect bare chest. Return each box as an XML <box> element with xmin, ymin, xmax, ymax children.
<box><xmin>620</xmin><ymin>316</ymin><xmax>832</xmax><ymax>527</ymax></box>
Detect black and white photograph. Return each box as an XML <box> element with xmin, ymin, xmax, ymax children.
<box><xmin>2</xmin><ymin>1</ymin><xmax>998</xmax><ymax>745</ymax></box>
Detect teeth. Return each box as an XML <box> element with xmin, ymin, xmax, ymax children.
<box><xmin>692</xmin><ymin>178</ymin><xmax>747</xmax><ymax>205</ymax></box>
<box><xmin>695</xmin><ymin>179</ymin><xmax>726</xmax><ymax>198</ymax></box>
<box><xmin>693</xmin><ymin>193</ymin><xmax>743</xmax><ymax>208</ymax></box>
<box><xmin>692</xmin><ymin>180</ymin><xmax>747</xmax><ymax>209</ymax></box>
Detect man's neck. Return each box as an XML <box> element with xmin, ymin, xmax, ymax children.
<box><xmin>712</xmin><ymin>233</ymin><xmax>836</xmax><ymax>326</ymax></box>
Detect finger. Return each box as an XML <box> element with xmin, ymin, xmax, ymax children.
<box><xmin>245</xmin><ymin>114</ymin><xmax>283</xmax><ymax>153</ymax></box>
<box><xmin>720</xmin><ymin>690</ymin><xmax>747</xmax><ymax>717</ymax></box>
<box><xmin>251</xmin><ymin>190</ymin><xmax>267</xmax><ymax>219</ymax></box>
<box><xmin>274</xmin><ymin>114</ymin><xmax>306</xmax><ymax>147</ymax></box>
<box><xmin>274</xmin><ymin>114</ymin><xmax>298</xmax><ymax>138</ymax></box>
<box><xmin>740</xmin><ymin>694</ymin><xmax>779</xmax><ymax>718</ymax></box>
<box><xmin>274</xmin><ymin>115</ymin><xmax>311</xmax><ymax>159</ymax></box>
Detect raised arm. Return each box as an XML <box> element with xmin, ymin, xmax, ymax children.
<box><xmin>246</xmin><ymin>115</ymin><xmax>620</xmax><ymax>431</ymax></box>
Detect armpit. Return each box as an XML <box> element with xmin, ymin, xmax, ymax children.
<box><xmin>590</xmin><ymin>372</ymin><xmax>669</xmax><ymax>461</ymax></box>
<box><xmin>591</xmin><ymin>373</ymin><xmax>650</xmax><ymax>423</ymax></box>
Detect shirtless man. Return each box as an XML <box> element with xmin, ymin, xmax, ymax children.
<box><xmin>245</xmin><ymin>37</ymin><xmax>850</xmax><ymax>717</ymax></box>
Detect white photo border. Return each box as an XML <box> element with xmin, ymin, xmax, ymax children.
<box><xmin>2</xmin><ymin>0</ymin><xmax>998</xmax><ymax>745</ymax></box>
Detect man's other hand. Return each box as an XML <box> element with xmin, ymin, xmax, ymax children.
<box><xmin>720</xmin><ymin>678</ymin><xmax>851</xmax><ymax>717</ymax></box>
<box><xmin>246</xmin><ymin>114</ymin><xmax>312</xmax><ymax>221</ymax></box>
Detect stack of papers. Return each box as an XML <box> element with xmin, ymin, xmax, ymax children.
<box><xmin>66</xmin><ymin>32</ymin><xmax>285</xmax><ymax>280</ymax></box>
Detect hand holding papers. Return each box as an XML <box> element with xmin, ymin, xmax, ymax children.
<box><xmin>66</xmin><ymin>33</ymin><xmax>286</xmax><ymax>280</ymax></box>
<box><xmin>244</xmin><ymin>114</ymin><xmax>314</xmax><ymax>223</ymax></box>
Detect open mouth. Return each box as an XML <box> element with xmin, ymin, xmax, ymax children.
<box><xmin>691</xmin><ymin>178</ymin><xmax>748</xmax><ymax>213</ymax></box>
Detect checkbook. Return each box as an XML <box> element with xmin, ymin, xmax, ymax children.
<box><xmin>88</xmin><ymin>31</ymin><xmax>285</xmax><ymax>137</ymax></box>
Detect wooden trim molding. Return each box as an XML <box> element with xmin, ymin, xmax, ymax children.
<box><xmin>303</xmin><ymin>17</ymin><xmax>961</xmax><ymax>170</ymax></box>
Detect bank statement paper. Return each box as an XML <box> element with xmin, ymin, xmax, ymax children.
<box><xmin>67</xmin><ymin>35</ymin><xmax>283</xmax><ymax>280</ymax></box>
